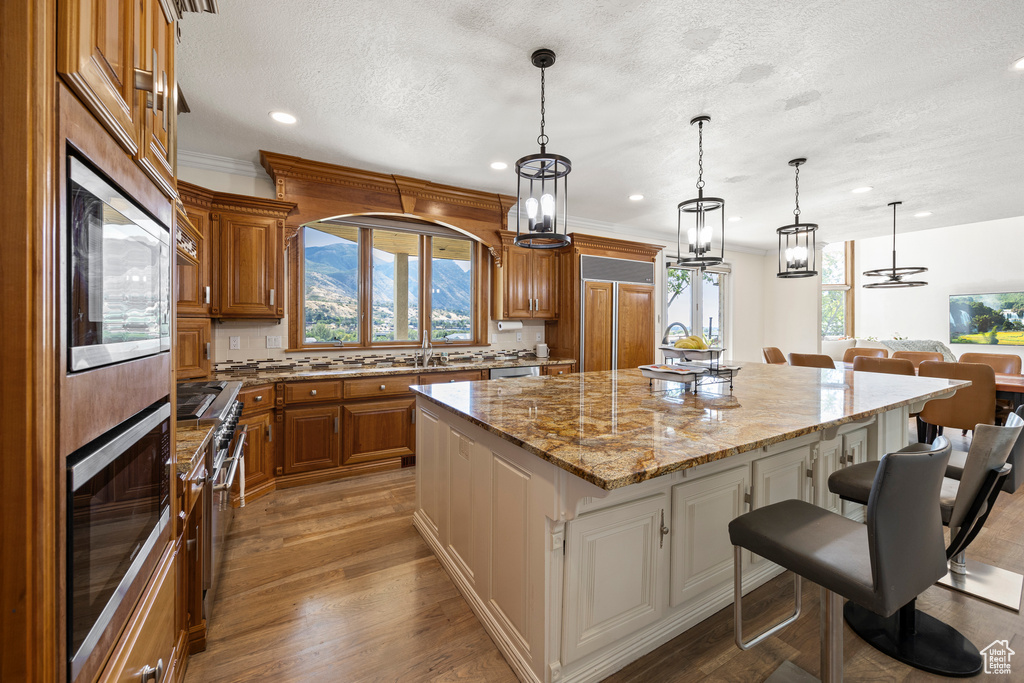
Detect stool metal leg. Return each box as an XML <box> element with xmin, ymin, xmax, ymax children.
<box><xmin>820</xmin><ymin>589</ymin><xmax>844</xmax><ymax>683</ymax></box>
<box><xmin>733</xmin><ymin>546</ymin><xmax>802</xmax><ymax>650</ymax></box>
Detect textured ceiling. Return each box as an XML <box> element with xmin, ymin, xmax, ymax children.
<box><xmin>176</xmin><ymin>0</ymin><xmax>1024</xmax><ymax>250</ymax></box>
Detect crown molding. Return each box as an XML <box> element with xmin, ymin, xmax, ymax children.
<box><xmin>177</xmin><ymin>150</ymin><xmax>264</xmax><ymax>178</ymax></box>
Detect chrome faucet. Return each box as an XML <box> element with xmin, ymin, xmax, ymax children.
<box><xmin>421</xmin><ymin>334</ymin><xmax>434</xmax><ymax>367</ymax></box>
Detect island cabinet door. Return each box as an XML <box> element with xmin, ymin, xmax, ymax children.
<box><xmin>812</xmin><ymin>438</ymin><xmax>843</xmax><ymax>515</ymax></box>
<box><xmin>840</xmin><ymin>427</ymin><xmax>869</xmax><ymax>520</ymax></box>
<box><xmin>562</xmin><ymin>493</ymin><xmax>669</xmax><ymax>665</ymax></box>
<box><xmin>749</xmin><ymin>444</ymin><xmax>811</xmax><ymax>566</ymax></box>
<box><xmin>669</xmin><ymin>465</ymin><xmax>750</xmax><ymax>608</ymax></box>
<box><xmin>283</xmin><ymin>405</ymin><xmax>341</xmax><ymax>474</ymax></box>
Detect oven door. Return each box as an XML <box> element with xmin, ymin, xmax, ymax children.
<box><xmin>203</xmin><ymin>430</ymin><xmax>245</xmax><ymax>620</ymax></box>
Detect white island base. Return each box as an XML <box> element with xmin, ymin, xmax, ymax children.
<box><xmin>413</xmin><ymin>398</ymin><xmax>911</xmax><ymax>683</ymax></box>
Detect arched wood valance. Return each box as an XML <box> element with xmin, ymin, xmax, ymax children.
<box><xmin>259</xmin><ymin>150</ymin><xmax>517</xmax><ymax>265</ymax></box>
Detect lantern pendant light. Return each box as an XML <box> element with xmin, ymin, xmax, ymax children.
<box><xmin>676</xmin><ymin>115</ymin><xmax>724</xmax><ymax>268</ymax></box>
<box><xmin>514</xmin><ymin>49</ymin><xmax>571</xmax><ymax>249</ymax></box>
<box><xmin>863</xmin><ymin>201</ymin><xmax>927</xmax><ymax>288</ymax></box>
<box><xmin>776</xmin><ymin>158</ymin><xmax>818</xmax><ymax>278</ymax></box>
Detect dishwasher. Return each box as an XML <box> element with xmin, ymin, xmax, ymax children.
<box><xmin>489</xmin><ymin>366</ymin><xmax>542</xmax><ymax>379</ymax></box>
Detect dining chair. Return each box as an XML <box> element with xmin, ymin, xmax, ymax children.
<box><xmin>959</xmin><ymin>353</ymin><xmax>1022</xmax><ymax>425</ymax></box>
<box><xmin>852</xmin><ymin>356</ymin><xmax>915</xmax><ymax>375</ymax></box>
<box><xmin>789</xmin><ymin>353</ymin><xmax>837</xmax><ymax>369</ymax></box>
<box><xmin>918</xmin><ymin>361</ymin><xmax>996</xmax><ymax>442</ymax></box>
<box><xmin>762</xmin><ymin>347</ymin><xmax>787</xmax><ymax>364</ymax></box>
<box><xmin>843</xmin><ymin>347</ymin><xmax>889</xmax><ymax>363</ymax></box>
<box><xmin>892</xmin><ymin>351</ymin><xmax>944</xmax><ymax>369</ymax></box>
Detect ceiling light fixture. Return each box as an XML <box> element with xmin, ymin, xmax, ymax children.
<box><xmin>777</xmin><ymin>158</ymin><xmax>818</xmax><ymax>279</ymax></box>
<box><xmin>490</xmin><ymin>161</ymin><xmax>508</xmax><ymax>170</ymax></box>
<box><xmin>676</xmin><ymin>115</ymin><xmax>725</xmax><ymax>268</ymax></box>
<box><xmin>1013</xmin><ymin>56</ymin><xmax>1024</xmax><ymax>70</ymax></box>
<box><xmin>851</xmin><ymin>186</ymin><xmax>873</xmax><ymax>194</ymax></box>
<box><xmin>629</xmin><ymin>194</ymin><xmax>644</xmax><ymax>201</ymax></box>
<box><xmin>269</xmin><ymin>111</ymin><xmax>297</xmax><ymax>124</ymax></box>
<box><xmin>728</xmin><ymin>216</ymin><xmax>742</xmax><ymax>222</ymax></box>
<box><xmin>514</xmin><ymin>48</ymin><xmax>571</xmax><ymax>249</ymax></box>
<box><xmin>914</xmin><ymin>211</ymin><xmax>932</xmax><ymax>218</ymax></box>
<box><xmin>863</xmin><ymin>201</ymin><xmax>927</xmax><ymax>288</ymax></box>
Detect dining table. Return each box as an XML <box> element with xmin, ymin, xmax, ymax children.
<box><xmin>837</xmin><ymin>360</ymin><xmax>1024</xmax><ymax>409</ymax></box>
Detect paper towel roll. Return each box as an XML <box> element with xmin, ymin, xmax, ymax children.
<box><xmin>497</xmin><ymin>321</ymin><xmax>523</xmax><ymax>332</ymax></box>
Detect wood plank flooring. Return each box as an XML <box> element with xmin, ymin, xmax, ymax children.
<box><xmin>185</xmin><ymin>431</ymin><xmax>1024</xmax><ymax>682</ymax></box>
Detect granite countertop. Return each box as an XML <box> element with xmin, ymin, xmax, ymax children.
<box><xmin>211</xmin><ymin>357</ymin><xmax>576</xmax><ymax>387</ymax></box>
<box><xmin>176</xmin><ymin>422</ymin><xmax>215</xmax><ymax>476</ymax></box>
<box><xmin>411</xmin><ymin>364</ymin><xmax>969</xmax><ymax>491</ymax></box>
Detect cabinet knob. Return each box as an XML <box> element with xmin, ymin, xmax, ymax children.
<box><xmin>254</xmin><ymin>395</ymin><xmax>263</xmax><ymax>402</ymax></box>
<box><xmin>380</xmin><ymin>384</ymin><xmax>386</xmax><ymax>391</ymax></box>
<box><xmin>139</xmin><ymin>658</ymin><xmax>164</xmax><ymax>683</ymax></box>
<box><xmin>450</xmin><ymin>379</ymin><xmax>456</xmax><ymax>383</ymax></box>
<box><xmin>310</xmin><ymin>389</ymin><xmax>317</xmax><ymax>396</ymax></box>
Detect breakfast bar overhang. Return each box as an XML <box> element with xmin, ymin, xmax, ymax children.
<box><xmin>411</xmin><ymin>364</ymin><xmax>967</xmax><ymax>683</ymax></box>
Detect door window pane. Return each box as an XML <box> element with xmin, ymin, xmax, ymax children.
<box><xmin>372</xmin><ymin>230</ymin><xmax>419</xmax><ymax>342</ymax></box>
<box><xmin>666</xmin><ymin>268</ymin><xmax>694</xmax><ymax>340</ymax></box>
<box><xmin>430</xmin><ymin>237</ymin><xmax>473</xmax><ymax>341</ymax></box>
<box><xmin>702</xmin><ymin>271</ymin><xmax>723</xmax><ymax>345</ymax></box>
<box><xmin>303</xmin><ymin>224</ymin><xmax>359</xmax><ymax>343</ymax></box>
<box><xmin>822</xmin><ymin>290</ymin><xmax>847</xmax><ymax>337</ymax></box>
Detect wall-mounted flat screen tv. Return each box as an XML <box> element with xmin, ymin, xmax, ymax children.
<box><xmin>949</xmin><ymin>292</ymin><xmax>1024</xmax><ymax>346</ymax></box>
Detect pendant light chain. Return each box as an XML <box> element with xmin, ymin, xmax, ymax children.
<box><xmin>537</xmin><ymin>67</ymin><xmax>548</xmax><ymax>151</ymax></box>
<box><xmin>696</xmin><ymin>121</ymin><xmax>705</xmax><ymax>190</ymax></box>
<box><xmin>793</xmin><ymin>164</ymin><xmax>801</xmax><ymax>219</ymax></box>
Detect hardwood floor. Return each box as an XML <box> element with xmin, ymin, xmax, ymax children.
<box><xmin>185</xmin><ymin>430</ymin><xmax>1024</xmax><ymax>682</ymax></box>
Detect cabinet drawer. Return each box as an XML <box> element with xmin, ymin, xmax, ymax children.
<box><xmin>284</xmin><ymin>380</ymin><xmax>343</xmax><ymax>404</ymax></box>
<box><xmin>343</xmin><ymin>375</ymin><xmax>416</xmax><ymax>399</ymax></box>
<box><xmin>543</xmin><ymin>363</ymin><xmax>574</xmax><ymax>376</ymax></box>
<box><xmin>239</xmin><ymin>384</ymin><xmax>275</xmax><ymax>413</ymax></box>
<box><xmin>416</xmin><ymin>370</ymin><xmax>485</xmax><ymax>385</ymax></box>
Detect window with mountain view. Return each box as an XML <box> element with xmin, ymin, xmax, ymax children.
<box><xmin>301</xmin><ymin>220</ymin><xmax>477</xmax><ymax>347</ymax></box>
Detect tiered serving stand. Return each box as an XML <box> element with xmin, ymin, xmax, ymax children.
<box><xmin>640</xmin><ymin>346</ymin><xmax>741</xmax><ymax>393</ymax></box>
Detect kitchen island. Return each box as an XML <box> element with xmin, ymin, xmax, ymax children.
<box><xmin>411</xmin><ymin>364</ymin><xmax>967</xmax><ymax>683</ymax></box>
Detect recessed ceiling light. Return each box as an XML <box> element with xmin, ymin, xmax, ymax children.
<box><xmin>1013</xmin><ymin>56</ymin><xmax>1024</xmax><ymax>71</ymax></box>
<box><xmin>490</xmin><ymin>161</ymin><xmax>508</xmax><ymax>170</ymax></box>
<box><xmin>728</xmin><ymin>216</ymin><xmax>742</xmax><ymax>222</ymax></box>
<box><xmin>851</xmin><ymin>186</ymin><xmax>873</xmax><ymax>194</ymax></box>
<box><xmin>914</xmin><ymin>211</ymin><xmax>933</xmax><ymax>218</ymax></box>
<box><xmin>628</xmin><ymin>194</ymin><xmax>644</xmax><ymax>201</ymax></box>
<box><xmin>270</xmin><ymin>111</ymin><xmax>297</xmax><ymax>124</ymax></box>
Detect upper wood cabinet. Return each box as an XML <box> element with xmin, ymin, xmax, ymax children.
<box><xmin>176</xmin><ymin>317</ymin><xmax>211</xmax><ymax>380</ymax></box>
<box><xmin>58</xmin><ymin>0</ymin><xmax>178</xmax><ymax>198</ymax></box>
<box><xmin>177</xmin><ymin>202</ymin><xmax>211</xmax><ymax>317</ymax></box>
<box><xmin>493</xmin><ymin>233</ymin><xmax>561</xmax><ymax>320</ymax></box>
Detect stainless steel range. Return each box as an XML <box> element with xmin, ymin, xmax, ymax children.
<box><xmin>176</xmin><ymin>380</ymin><xmax>244</xmax><ymax>622</ymax></box>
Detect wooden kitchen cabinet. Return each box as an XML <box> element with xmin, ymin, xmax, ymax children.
<box><xmin>176</xmin><ymin>317</ymin><xmax>211</xmax><ymax>380</ymax></box>
<box><xmin>341</xmin><ymin>398</ymin><xmax>415</xmax><ymax>466</ymax></box>
<box><xmin>215</xmin><ymin>211</ymin><xmax>285</xmax><ymax>319</ymax></box>
<box><xmin>493</xmin><ymin>234</ymin><xmax>560</xmax><ymax>320</ymax></box>
<box><xmin>541</xmin><ymin>363</ymin><xmax>575</xmax><ymax>376</ymax></box>
<box><xmin>177</xmin><ymin>205</ymin><xmax>211</xmax><ymax>316</ymax></box>
<box><xmin>616</xmin><ymin>283</ymin><xmax>655</xmax><ymax>370</ymax></box>
<box><xmin>135</xmin><ymin>0</ymin><xmax>176</xmax><ymax>197</ymax></box>
<box><xmin>284</xmin><ymin>404</ymin><xmax>341</xmax><ymax>474</ymax></box>
<box><xmin>238</xmin><ymin>410</ymin><xmax>275</xmax><ymax>492</ymax></box>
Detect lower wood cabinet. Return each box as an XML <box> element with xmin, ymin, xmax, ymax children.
<box><xmin>183</xmin><ymin>483</ymin><xmax>205</xmax><ymax>653</ymax></box>
<box><xmin>541</xmin><ymin>362</ymin><xmax>575</xmax><ymax>376</ymax></box>
<box><xmin>284</xmin><ymin>404</ymin><xmax>341</xmax><ymax>474</ymax></box>
<box><xmin>176</xmin><ymin>318</ymin><xmax>211</xmax><ymax>380</ymax></box>
<box><xmin>341</xmin><ymin>398</ymin><xmax>415</xmax><ymax>466</ymax></box>
<box><xmin>238</xmin><ymin>410</ymin><xmax>274</xmax><ymax>490</ymax></box>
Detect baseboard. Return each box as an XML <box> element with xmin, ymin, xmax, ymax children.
<box><xmin>166</xmin><ymin>630</ymin><xmax>190</xmax><ymax>683</ymax></box>
<box><xmin>231</xmin><ymin>479</ymin><xmax>275</xmax><ymax>507</ymax></box>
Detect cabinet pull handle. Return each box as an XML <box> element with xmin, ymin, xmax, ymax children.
<box><xmin>269</xmin><ymin>288</ymin><xmax>276</xmax><ymax>306</ymax></box>
<box><xmin>529</xmin><ymin>298</ymin><xmax>533</xmax><ymax>312</ymax></box>
<box><xmin>334</xmin><ymin>417</ymin><xmax>339</xmax><ymax>434</ymax></box>
<box><xmin>659</xmin><ymin>509</ymin><xmax>669</xmax><ymax>549</ymax></box>
<box><xmin>205</xmin><ymin>343</ymin><xmax>210</xmax><ymax>360</ymax></box>
<box><xmin>134</xmin><ymin>67</ymin><xmax>154</xmax><ymax>95</ymax></box>
<box><xmin>266</xmin><ymin>424</ymin><xmax>272</xmax><ymax>442</ymax></box>
<box><xmin>204</xmin><ymin>286</ymin><xmax>211</xmax><ymax>304</ymax></box>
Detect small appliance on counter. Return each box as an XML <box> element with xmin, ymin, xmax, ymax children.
<box><xmin>535</xmin><ymin>343</ymin><xmax>549</xmax><ymax>358</ymax></box>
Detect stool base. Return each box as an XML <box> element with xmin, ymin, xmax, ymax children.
<box><xmin>937</xmin><ymin>558</ymin><xmax>1023</xmax><ymax>612</ymax></box>
<box><xmin>844</xmin><ymin>600</ymin><xmax>982</xmax><ymax>677</ymax></box>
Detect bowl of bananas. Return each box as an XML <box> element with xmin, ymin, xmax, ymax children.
<box><xmin>659</xmin><ymin>335</ymin><xmax>724</xmax><ymax>361</ymax></box>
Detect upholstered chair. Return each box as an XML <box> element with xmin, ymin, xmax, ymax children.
<box><xmin>843</xmin><ymin>347</ymin><xmax>888</xmax><ymax>363</ymax></box>
<box><xmin>788</xmin><ymin>353</ymin><xmax>837</xmax><ymax>369</ymax></box>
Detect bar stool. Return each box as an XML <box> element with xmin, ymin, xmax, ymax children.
<box><xmin>789</xmin><ymin>352</ymin><xmax>837</xmax><ymax>369</ymax></box>
<box><xmin>762</xmin><ymin>347</ymin><xmax>787</xmax><ymax>364</ymax></box>
<box><xmin>828</xmin><ymin>418</ymin><xmax>1023</xmax><ymax>674</ymax></box>
<box><xmin>729</xmin><ymin>440</ymin><xmax>951</xmax><ymax>682</ymax></box>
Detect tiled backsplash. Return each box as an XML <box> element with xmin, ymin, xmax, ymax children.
<box><xmin>212</xmin><ymin>318</ymin><xmax>546</xmax><ymax>368</ymax></box>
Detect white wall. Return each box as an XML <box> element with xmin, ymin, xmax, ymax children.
<box><xmin>855</xmin><ymin>215</ymin><xmax>1024</xmax><ymax>363</ymax></box>
<box><xmin>177</xmin><ymin>165</ymin><xmax>275</xmax><ymax>199</ymax></box>
<box><xmin>760</xmin><ymin>250</ymin><xmax>822</xmax><ymax>357</ymax></box>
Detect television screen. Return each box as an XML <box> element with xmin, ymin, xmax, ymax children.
<box><xmin>949</xmin><ymin>292</ymin><xmax>1024</xmax><ymax>346</ymax></box>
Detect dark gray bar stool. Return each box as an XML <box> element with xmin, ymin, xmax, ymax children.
<box><xmin>729</xmin><ymin>440</ymin><xmax>951</xmax><ymax>682</ymax></box>
<box><xmin>828</xmin><ymin>417</ymin><xmax>1022</xmax><ymax>676</ymax></box>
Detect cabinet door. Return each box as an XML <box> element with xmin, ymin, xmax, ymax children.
<box><xmin>283</xmin><ymin>405</ymin><xmax>340</xmax><ymax>474</ymax></box>
<box><xmin>216</xmin><ymin>213</ymin><xmax>282</xmax><ymax>318</ymax></box>
<box><xmin>177</xmin><ymin>208</ymin><xmax>211</xmax><ymax>316</ymax></box>
<box><xmin>342</xmin><ymin>399</ymin><xmax>415</xmax><ymax>465</ymax></box>
<box><xmin>135</xmin><ymin>0</ymin><xmax>176</xmax><ymax>198</ymax></box>
<box><xmin>58</xmin><ymin>0</ymin><xmax>142</xmax><ymax>155</ymax></box>
<box><xmin>616</xmin><ymin>283</ymin><xmax>655</xmax><ymax>369</ymax></box>
<box><xmin>840</xmin><ymin>428</ymin><xmax>869</xmax><ymax>520</ymax></box>
<box><xmin>183</xmin><ymin>486</ymin><xmax>204</xmax><ymax>644</ymax></box>
<box><xmin>750</xmin><ymin>445</ymin><xmax>811</xmax><ymax>565</ymax></box>
<box><xmin>176</xmin><ymin>318</ymin><xmax>210</xmax><ymax>380</ymax></box>
<box><xmin>504</xmin><ymin>245</ymin><xmax>533</xmax><ymax>319</ymax></box>
<box><xmin>814</xmin><ymin>438</ymin><xmax>843</xmax><ymax>515</ymax></box>
<box><xmin>562</xmin><ymin>494</ymin><xmax>669</xmax><ymax>665</ymax></box>
<box><xmin>239</xmin><ymin>411</ymin><xmax>274</xmax><ymax>490</ymax></box>
<box><xmin>583</xmin><ymin>281</ymin><xmax>614</xmax><ymax>372</ymax></box>
<box><xmin>670</xmin><ymin>465</ymin><xmax>750</xmax><ymax>607</ymax></box>
<box><xmin>531</xmin><ymin>249</ymin><xmax>558</xmax><ymax>319</ymax></box>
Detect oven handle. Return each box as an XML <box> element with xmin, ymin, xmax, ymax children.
<box><xmin>213</xmin><ymin>431</ymin><xmax>246</xmax><ymax>492</ymax></box>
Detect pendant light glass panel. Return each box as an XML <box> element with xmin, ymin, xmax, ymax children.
<box><xmin>863</xmin><ymin>202</ymin><xmax>927</xmax><ymax>288</ymax></box>
<box><xmin>677</xmin><ymin>115</ymin><xmax>724</xmax><ymax>267</ymax></box>
<box><xmin>776</xmin><ymin>158</ymin><xmax>818</xmax><ymax>278</ymax></box>
<box><xmin>514</xmin><ymin>49</ymin><xmax>571</xmax><ymax>249</ymax></box>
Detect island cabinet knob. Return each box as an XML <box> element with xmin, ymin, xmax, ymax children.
<box><xmin>310</xmin><ymin>389</ymin><xmax>317</xmax><ymax>396</ymax></box>
<box><xmin>380</xmin><ymin>384</ymin><xmax>386</xmax><ymax>391</ymax></box>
